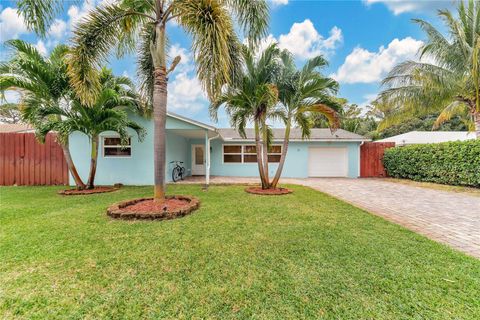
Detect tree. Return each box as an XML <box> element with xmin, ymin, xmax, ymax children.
<box><xmin>0</xmin><ymin>103</ymin><xmax>21</xmax><ymax>124</ymax></box>
<box><xmin>0</xmin><ymin>40</ymin><xmax>86</xmax><ymax>189</ymax></box>
<box><xmin>14</xmin><ymin>0</ymin><xmax>269</xmax><ymax>201</ymax></box>
<box><xmin>378</xmin><ymin>0</ymin><xmax>480</xmax><ymax>138</ymax></box>
<box><xmin>210</xmin><ymin>44</ymin><xmax>281</xmax><ymax>189</ymax></box>
<box><xmin>272</xmin><ymin>50</ymin><xmax>340</xmax><ymax>188</ymax></box>
<box><xmin>30</xmin><ymin>68</ymin><xmax>145</xmax><ymax>189</ymax></box>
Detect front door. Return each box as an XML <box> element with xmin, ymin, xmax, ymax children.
<box><xmin>191</xmin><ymin>144</ymin><xmax>205</xmax><ymax>175</ymax></box>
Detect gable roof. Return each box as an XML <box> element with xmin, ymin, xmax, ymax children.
<box><xmin>167</xmin><ymin>111</ymin><xmax>216</xmax><ymax>131</ymax></box>
<box><xmin>377</xmin><ymin>131</ymin><xmax>475</xmax><ymax>145</ymax></box>
<box><xmin>218</xmin><ymin>128</ymin><xmax>368</xmax><ymax>141</ymax></box>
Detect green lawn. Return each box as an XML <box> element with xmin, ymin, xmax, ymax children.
<box><xmin>1</xmin><ymin>185</ymin><xmax>479</xmax><ymax>319</ymax></box>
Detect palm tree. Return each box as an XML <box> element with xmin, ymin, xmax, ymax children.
<box><xmin>0</xmin><ymin>40</ymin><xmax>86</xmax><ymax>189</ymax></box>
<box><xmin>15</xmin><ymin>0</ymin><xmax>269</xmax><ymax>201</ymax></box>
<box><xmin>210</xmin><ymin>44</ymin><xmax>281</xmax><ymax>189</ymax></box>
<box><xmin>377</xmin><ymin>0</ymin><xmax>480</xmax><ymax>138</ymax></box>
<box><xmin>271</xmin><ymin>50</ymin><xmax>340</xmax><ymax>188</ymax></box>
<box><xmin>30</xmin><ymin>68</ymin><xmax>146</xmax><ymax>189</ymax></box>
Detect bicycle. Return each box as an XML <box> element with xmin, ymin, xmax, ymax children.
<box><xmin>170</xmin><ymin>161</ymin><xmax>185</xmax><ymax>182</ymax></box>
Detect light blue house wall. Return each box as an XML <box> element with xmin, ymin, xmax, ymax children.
<box><xmin>68</xmin><ymin>114</ymin><xmax>363</xmax><ymax>185</ymax></box>
<box><xmin>68</xmin><ymin>114</ymin><xmax>195</xmax><ymax>185</ymax></box>
<box><xmin>205</xmin><ymin>140</ymin><xmax>360</xmax><ymax>179</ymax></box>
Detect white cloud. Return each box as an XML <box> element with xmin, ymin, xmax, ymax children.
<box><xmin>271</xmin><ymin>0</ymin><xmax>289</xmax><ymax>6</ymax></box>
<box><xmin>167</xmin><ymin>72</ymin><xmax>207</xmax><ymax>113</ymax></box>
<box><xmin>364</xmin><ymin>0</ymin><xmax>454</xmax><ymax>15</ymax></box>
<box><xmin>332</xmin><ymin>37</ymin><xmax>423</xmax><ymax>84</ymax></box>
<box><xmin>257</xmin><ymin>20</ymin><xmax>343</xmax><ymax>59</ymax></box>
<box><xmin>0</xmin><ymin>7</ymin><xmax>28</xmax><ymax>40</ymax></box>
<box><xmin>48</xmin><ymin>19</ymin><xmax>67</xmax><ymax>39</ymax></box>
<box><xmin>67</xmin><ymin>0</ymin><xmax>97</xmax><ymax>29</ymax></box>
<box><xmin>35</xmin><ymin>40</ymin><xmax>48</xmax><ymax>56</ymax></box>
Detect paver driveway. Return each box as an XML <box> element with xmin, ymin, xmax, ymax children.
<box><xmin>298</xmin><ymin>178</ymin><xmax>480</xmax><ymax>259</ymax></box>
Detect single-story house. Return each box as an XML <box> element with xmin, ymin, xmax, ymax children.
<box><xmin>69</xmin><ymin>112</ymin><xmax>368</xmax><ymax>185</ymax></box>
<box><xmin>376</xmin><ymin>131</ymin><xmax>475</xmax><ymax>146</ymax></box>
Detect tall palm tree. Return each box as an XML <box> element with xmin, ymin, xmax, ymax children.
<box><xmin>15</xmin><ymin>0</ymin><xmax>269</xmax><ymax>201</ymax></box>
<box><xmin>0</xmin><ymin>40</ymin><xmax>86</xmax><ymax>189</ymax></box>
<box><xmin>378</xmin><ymin>0</ymin><xmax>480</xmax><ymax>138</ymax></box>
<box><xmin>210</xmin><ymin>44</ymin><xmax>282</xmax><ymax>189</ymax></box>
<box><xmin>29</xmin><ymin>68</ymin><xmax>145</xmax><ymax>189</ymax></box>
<box><xmin>271</xmin><ymin>50</ymin><xmax>340</xmax><ymax>188</ymax></box>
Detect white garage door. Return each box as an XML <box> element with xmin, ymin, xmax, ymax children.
<box><xmin>308</xmin><ymin>147</ymin><xmax>348</xmax><ymax>177</ymax></box>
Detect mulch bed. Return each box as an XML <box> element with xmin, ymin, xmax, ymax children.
<box><xmin>107</xmin><ymin>195</ymin><xmax>200</xmax><ymax>220</ymax></box>
<box><xmin>58</xmin><ymin>187</ymin><xmax>118</xmax><ymax>196</ymax></box>
<box><xmin>245</xmin><ymin>187</ymin><xmax>293</xmax><ymax>195</ymax></box>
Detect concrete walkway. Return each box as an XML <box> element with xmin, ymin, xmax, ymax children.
<box><xmin>178</xmin><ymin>176</ymin><xmax>480</xmax><ymax>258</ymax></box>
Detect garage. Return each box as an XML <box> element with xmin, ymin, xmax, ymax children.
<box><xmin>308</xmin><ymin>147</ymin><xmax>348</xmax><ymax>177</ymax></box>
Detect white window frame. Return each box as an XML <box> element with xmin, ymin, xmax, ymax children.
<box><xmin>222</xmin><ymin>144</ymin><xmax>282</xmax><ymax>164</ymax></box>
<box><xmin>102</xmin><ymin>136</ymin><xmax>132</xmax><ymax>158</ymax></box>
<box><xmin>222</xmin><ymin>144</ymin><xmax>243</xmax><ymax>164</ymax></box>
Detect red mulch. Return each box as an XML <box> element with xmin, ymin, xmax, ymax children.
<box><xmin>245</xmin><ymin>187</ymin><xmax>293</xmax><ymax>195</ymax></box>
<box><xmin>58</xmin><ymin>187</ymin><xmax>118</xmax><ymax>195</ymax></box>
<box><xmin>123</xmin><ymin>198</ymin><xmax>190</xmax><ymax>213</ymax></box>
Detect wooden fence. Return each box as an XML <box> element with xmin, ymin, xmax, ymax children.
<box><xmin>0</xmin><ymin>133</ymin><xmax>68</xmax><ymax>186</ymax></box>
<box><xmin>360</xmin><ymin>142</ymin><xmax>395</xmax><ymax>178</ymax></box>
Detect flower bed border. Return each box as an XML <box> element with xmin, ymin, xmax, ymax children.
<box><xmin>245</xmin><ymin>187</ymin><xmax>293</xmax><ymax>195</ymax></box>
<box><xmin>107</xmin><ymin>195</ymin><xmax>200</xmax><ymax>220</ymax></box>
<box><xmin>58</xmin><ymin>187</ymin><xmax>119</xmax><ymax>196</ymax></box>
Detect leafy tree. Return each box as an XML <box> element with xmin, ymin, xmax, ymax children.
<box><xmin>210</xmin><ymin>44</ymin><xmax>281</xmax><ymax>189</ymax></box>
<box><xmin>0</xmin><ymin>40</ymin><xmax>86</xmax><ymax>188</ymax></box>
<box><xmin>378</xmin><ymin>0</ymin><xmax>480</xmax><ymax>138</ymax></box>
<box><xmin>0</xmin><ymin>102</ymin><xmax>21</xmax><ymax>124</ymax></box>
<box><xmin>272</xmin><ymin>50</ymin><xmax>340</xmax><ymax>188</ymax></box>
<box><xmin>16</xmin><ymin>0</ymin><xmax>269</xmax><ymax>201</ymax></box>
<box><xmin>29</xmin><ymin>68</ymin><xmax>145</xmax><ymax>189</ymax></box>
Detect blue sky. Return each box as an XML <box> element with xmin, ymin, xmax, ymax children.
<box><xmin>0</xmin><ymin>0</ymin><xmax>455</xmax><ymax>126</ymax></box>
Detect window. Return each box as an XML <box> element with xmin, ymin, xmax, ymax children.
<box><xmin>223</xmin><ymin>145</ymin><xmax>281</xmax><ymax>163</ymax></box>
<box><xmin>268</xmin><ymin>145</ymin><xmax>282</xmax><ymax>163</ymax></box>
<box><xmin>103</xmin><ymin>137</ymin><xmax>132</xmax><ymax>157</ymax></box>
<box><xmin>223</xmin><ymin>145</ymin><xmax>242</xmax><ymax>163</ymax></box>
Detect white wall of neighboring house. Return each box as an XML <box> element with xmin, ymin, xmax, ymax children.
<box><xmin>377</xmin><ymin>131</ymin><xmax>476</xmax><ymax>146</ymax></box>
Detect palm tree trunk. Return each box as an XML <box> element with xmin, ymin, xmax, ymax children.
<box><xmin>87</xmin><ymin>135</ymin><xmax>99</xmax><ymax>189</ymax></box>
<box><xmin>60</xmin><ymin>140</ymin><xmax>86</xmax><ymax>189</ymax></box>
<box><xmin>151</xmin><ymin>21</ymin><xmax>167</xmax><ymax>202</ymax></box>
<box><xmin>254</xmin><ymin>121</ymin><xmax>267</xmax><ymax>188</ymax></box>
<box><xmin>261</xmin><ymin>121</ymin><xmax>270</xmax><ymax>189</ymax></box>
<box><xmin>271</xmin><ymin>122</ymin><xmax>290</xmax><ymax>189</ymax></box>
<box><xmin>474</xmin><ymin>111</ymin><xmax>480</xmax><ymax>139</ymax></box>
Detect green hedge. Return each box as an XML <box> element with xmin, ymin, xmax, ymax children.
<box><xmin>383</xmin><ymin>139</ymin><xmax>480</xmax><ymax>187</ymax></box>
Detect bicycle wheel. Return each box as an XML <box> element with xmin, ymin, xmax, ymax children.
<box><xmin>180</xmin><ymin>166</ymin><xmax>185</xmax><ymax>180</ymax></box>
<box><xmin>172</xmin><ymin>167</ymin><xmax>180</xmax><ymax>182</ymax></box>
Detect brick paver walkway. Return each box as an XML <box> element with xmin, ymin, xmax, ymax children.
<box><xmin>178</xmin><ymin>176</ymin><xmax>480</xmax><ymax>258</ymax></box>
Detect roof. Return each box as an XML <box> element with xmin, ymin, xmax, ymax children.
<box><xmin>167</xmin><ymin>111</ymin><xmax>216</xmax><ymax>131</ymax></box>
<box><xmin>0</xmin><ymin>123</ymin><xmax>34</xmax><ymax>133</ymax></box>
<box><xmin>376</xmin><ymin>131</ymin><xmax>475</xmax><ymax>146</ymax></box>
<box><xmin>218</xmin><ymin>128</ymin><xmax>368</xmax><ymax>141</ymax></box>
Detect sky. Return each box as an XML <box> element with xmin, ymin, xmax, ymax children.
<box><xmin>0</xmin><ymin>0</ymin><xmax>456</xmax><ymax>127</ymax></box>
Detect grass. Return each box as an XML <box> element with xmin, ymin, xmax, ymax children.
<box><xmin>384</xmin><ymin>178</ymin><xmax>480</xmax><ymax>197</ymax></box>
<box><xmin>1</xmin><ymin>185</ymin><xmax>479</xmax><ymax>319</ymax></box>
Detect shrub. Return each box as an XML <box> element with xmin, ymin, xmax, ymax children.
<box><xmin>383</xmin><ymin>140</ymin><xmax>480</xmax><ymax>187</ymax></box>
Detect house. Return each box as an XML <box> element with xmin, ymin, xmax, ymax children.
<box><xmin>376</xmin><ymin>131</ymin><xmax>475</xmax><ymax>146</ymax></box>
<box><xmin>0</xmin><ymin>123</ymin><xmax>34</xmax><ymax>133</ymax></box>
<box><xmin>68</xmin><ymin>112</ymin><xmax>368</xmax><ymax>185</ymax></box>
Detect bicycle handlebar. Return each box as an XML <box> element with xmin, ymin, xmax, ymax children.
<box><xmin>170</xmin><ymin>161</ymin><xmax>184</xmax><ymax>164</ymax></box>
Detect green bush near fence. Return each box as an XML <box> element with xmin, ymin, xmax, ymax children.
<box><xmin>383</xmin><ymin>139</ymin><xmax>480</xmax><ymax>187</ymax></box>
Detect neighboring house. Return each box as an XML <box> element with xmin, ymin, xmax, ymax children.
<box><xmin>0</xmin><ymin>123</ymin><xmax>34</xmax><ymax>133</ymax></box>
<box><xmin>377</xmin><ymin>131</ymin><xmax>475</xmax><ymax>146</ymax></box>
<box><xmin>69</xmin><ymin>112</ymin><xmax>368</xmax><ymax>185</ymax></box>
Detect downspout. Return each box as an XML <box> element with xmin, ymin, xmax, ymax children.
<box><xmin>205</xmin><ymin>130</ymin><xmax>221</xmax><ymax>188</ymax></box>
